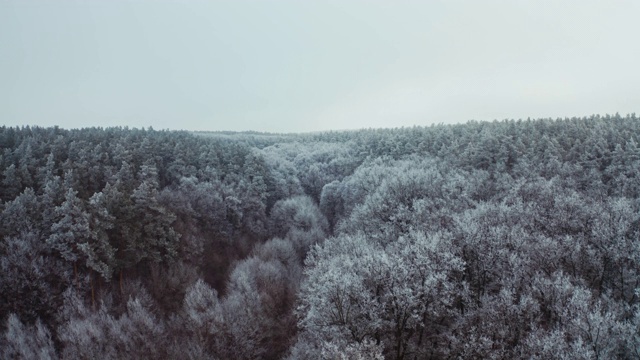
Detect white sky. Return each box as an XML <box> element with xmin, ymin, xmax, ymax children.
<box><xmin>1</xmin><ymin>0</ymin><xmax>639</xmax><ymax>132</ymax></box>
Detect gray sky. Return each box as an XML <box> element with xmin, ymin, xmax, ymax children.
<box><xmin>1</xmin><ymin>0</ymin><xmax>639</xmax><ymax>133</ymax></box>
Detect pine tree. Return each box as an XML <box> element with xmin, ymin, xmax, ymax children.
<box><xmin>1</xmin><ymin>164</ymin><xmax>22</xmax><ymax>201</ymax></box>
<box><xmin>129</xmin><ymin>164</ymin><xmax>179</xmax><ymax>264</ymax></box>
<box><xmin>47</xmin><ymin>188</ymin><xmax>91</xmax><ymax>279</ymax></box>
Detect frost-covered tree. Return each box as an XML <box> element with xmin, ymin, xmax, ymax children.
<box><xmin>1</xmin><ymin>164</ymin><xmax>23</xmax><ymax>201</ymax></box>
<box><xmin>269</xmin><ymin>195</ymin><xmax>329</xmax><ymax>258</ymax></box>
<box><xmin>47</xmin><ymin>188</ymin><xmax>92</xmax><ymax>278</ymax></box>
<box><xmin>298</xmin><ymin>231</ymin><xmax>465</xmax><ymax>359</ymax></box>
<box><xmin>0</xmin><ymin>231</ymin><xmax>69</xmax><ymax>325</ymax></box>
<box><xmin>128</xmin><ymin>164</ymin><xmax>180</xmax><ymax>264</ymax></box>
<box><xmin>2</xmin><ymin>314</ymin><xmax>57</xmax><ymax>360</ymax></box>
<box><xmin>57</xmin><ymin>288</ymin><xmax>166</xmax><ymax>360</ymax></box>
<box><xmin>220</xmin><ymin>256</ymin><xmax>298</xmax><ymax>360</ymax></box>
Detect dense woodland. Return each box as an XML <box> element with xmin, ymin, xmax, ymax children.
<box><xmin>1</xmin><ymin>114</ymin><xmax>640</xmax><ymax>359</ymax></box>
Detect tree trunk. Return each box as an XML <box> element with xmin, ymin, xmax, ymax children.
<box><xmin>91</xmin><ymin>270</ymin><xmax>95</xmax><ymax>309</ymax></box>
<box><xmin>119</xmin><ymin>270</ymin><xmax>124</xmax><ymax>296</ymax></box>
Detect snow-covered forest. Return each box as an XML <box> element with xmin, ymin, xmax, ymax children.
<box><xmin>1</xmin><ymin>114</ymin><xmax>640</xmax><ymax>359</ymax></box>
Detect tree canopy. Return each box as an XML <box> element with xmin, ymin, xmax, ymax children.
<box><xmin>1</xmin><ymin>115</ymin><xmax>640</xmax><ymax>358</ymax></box>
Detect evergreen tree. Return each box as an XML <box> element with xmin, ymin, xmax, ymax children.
<box><xmin>47</xmin><ymin>188</ymin><xmax>92</xmax><ymax>278</ymax></box>
<box><xmin>129</xmin><ymin>164</ymin><xmax>179</xmax><ymax>264</ymax></box>
<box><xmin>1</xmin><ymin>164</ymin><xmax>22</xmax><ymax>201</ymax></box>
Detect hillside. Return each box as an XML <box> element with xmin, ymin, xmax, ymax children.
<box><xmin>1</xmin><ymin>114</ymin><xmax>639</xmax><ymax>359</ymax></box>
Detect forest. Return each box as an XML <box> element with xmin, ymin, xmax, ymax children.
<box><xmin>1</xmin><ymin>114</ymin><xmax>639</xmax><ymax>359</ymax></box>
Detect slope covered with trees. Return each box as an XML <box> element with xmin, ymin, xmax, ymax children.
<box><xmin>1</xmin><ymin>114</ymin><xmax>639</xmax><ymax>359</ymax></box>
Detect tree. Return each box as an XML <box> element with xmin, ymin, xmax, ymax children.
<box><xmin>319</xmin><ymin>180</ymin><xmax>343</xmax><ymax>232</ymax></box>
<box><xmin>522</xmin><ymin>272</ymin><xmax>633</xmax><ymax>359</ymax></box>
<box><xmin>0</xmin><ymin>231</ymin><xmax>70</xmax><ymax>326</ymax></box>
<box><xmin>2</xmin><ymin>314</ymin><xmax>56</xmax><ymax>360</ymax></box>
<box><xmin>129</xmin><ymin>164</ymin><xmax>180</xmax><ymax>264</ymax></box>
<box><xmin>57</xmin><ymin>289</ymin><xmax>166</xmax><ymax>360</ymax></box>
<box><xmin>181</xmin><ymin>279</ymin><xmax>223</xmax><ymax>345</ymax></box>
<box><xmin>40</xmin><ymin>175</ymin><xmax>66</xmax><ymax>238</ymax></box>
<box><xmin>84</xmin><ymin>191</ymin><xmax>116</xmax><ymax>281</ymax></box>
<box><xmin>0</xmin><ymin>187</ymin><xmax>41</xmax><ymax>238</ymax></box>
<box><xmin>1</xmin><ymin>164</ymin><xmax>22</xmax><ymax>201</ymax></box>
<box><xmin>338</xmin><ymin>161</ymin><xmax>458</xmax><ymax>244</ymax></box>
<box><xmin>47</xmin><ymin>188</ymin><xmax>92</xmax><ymax>276</ymax></box>
<box><xmin>268</xmin><ymin>195</ymin><xmax>329</xmax><ymax>258</ymax></box>
<box><xmin>220</xmin><ymin>256</ymin><xmax>298</xmax><ymax>360</ymax></box>
<box><xmin>298</xmin><ymin>231</ymin><xmax>465</xmax><ymax>359</ymax></box>
<box><xmin>36</xmin><ymin>153</ymin><xmax>56</xmax><ymax>194</ymax></box>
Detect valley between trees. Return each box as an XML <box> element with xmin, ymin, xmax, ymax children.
<box><xmin>1</xmin><ymin>114</ymin><xmax>640</xmax><ymax>359</ymax></box>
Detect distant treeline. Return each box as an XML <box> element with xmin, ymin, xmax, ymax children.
<box><xmin>1</xmin><ymin>114</ymin><xmax>639</xmax><ymax>359</ymax></box>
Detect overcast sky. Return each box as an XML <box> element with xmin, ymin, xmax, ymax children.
<box><xmin>1</xmin><ymin>0</ymin><xmax>639</xmax><ymax>132</ymax></box>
